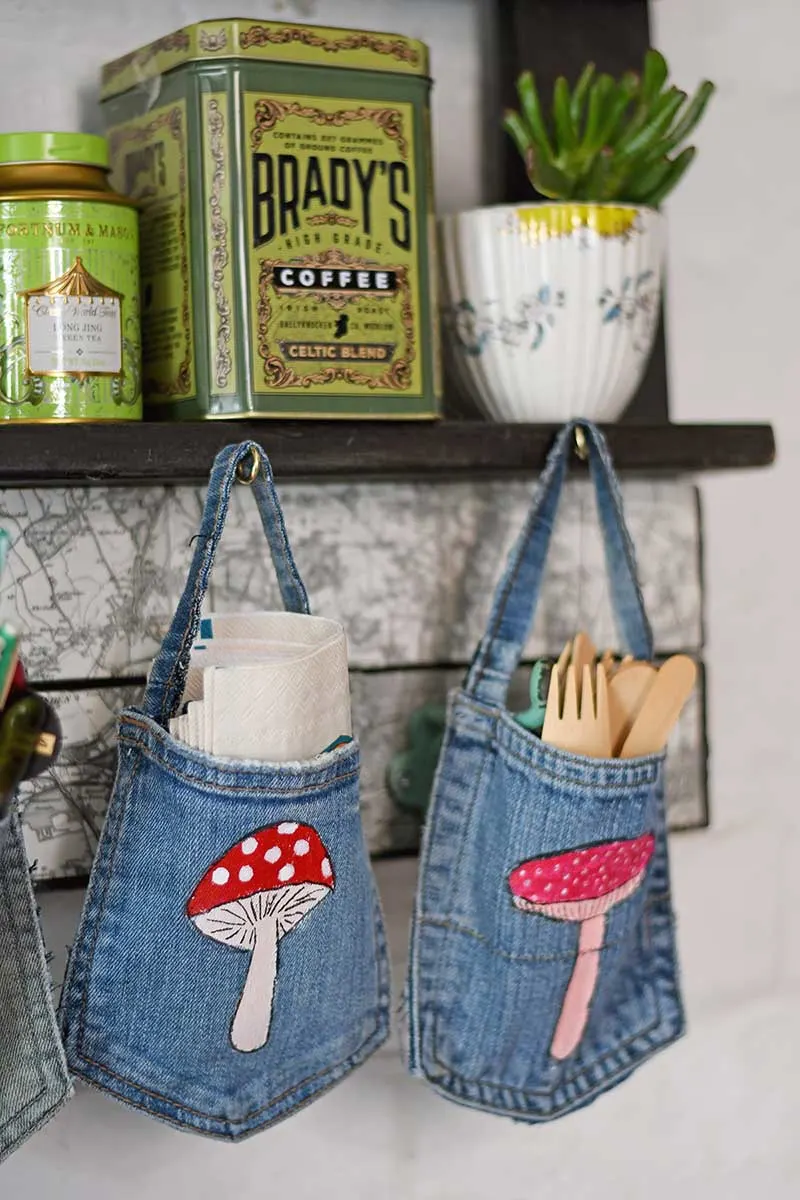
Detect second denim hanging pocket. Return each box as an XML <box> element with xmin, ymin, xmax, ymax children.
<box><xmin>59</xmin><ymin>442</ymin><xmax>390</xmax><ymax>1139</ymax></box>
<box><xmin>407</xmin><ymin>421</ymin><xmax>685</xmax><ymax>1122</ymax></box>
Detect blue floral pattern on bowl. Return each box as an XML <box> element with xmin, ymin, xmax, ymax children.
<box><xmin>443</xmin><ymin>286</ymin><xmax>566</xmax><ymax>358</ymax></box>
<box><xmin>599</xmin><ymin>271</ymin><xmax>658</xmax><ymax>353</ymax></box>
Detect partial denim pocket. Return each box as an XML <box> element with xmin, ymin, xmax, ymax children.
<box><xmin>0</xmin><ymin>811</ymin><xmax>72</xmax><ymax>1162</ymax></box>
<box><xmin>59</xmin><ymin>442</ymin><xmax>390</xmax><ymax>1139</ymax></box>
<box><xmin>60</xmin><ymin>718</ymin><xmax>389</xmax><ymax>1138</ymax></box>
<box><xmin>407</xmin><ymin>423</ymin><xmax>686</xmax><ymax>1122</ymax></box>
<box><xmin>411</xmin><ymin>702</ymin><xmax>683</xmax><ymax>1120</ymax></box>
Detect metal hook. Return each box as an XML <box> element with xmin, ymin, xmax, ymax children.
<box><xmin>236</xmin><ymin>447</ymin><xmax>261</xmax><ymax>485</ymax></box>
<box><xmin>573</xmin><ymin>425</ymin><xmax>589</xmax><ymax>461</ymax></box>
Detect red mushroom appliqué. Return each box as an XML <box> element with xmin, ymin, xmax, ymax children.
<box><xmin>187</xmin><ymin>822</ymin><xmax>334</xmax><ymax>1053</ymax></box>
<box><xmin>508</xmin><ymin>833</ymin><xmax>655</xmax><ymax>1061</ymax></box>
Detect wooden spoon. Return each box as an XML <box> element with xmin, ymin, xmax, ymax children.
<box><xmin>608</xmin><ymin>662</ymin><xmax>657</xmax><ymax>755</ymax></box>
<box><xmin>619</xmin><ymin>655</ymin><xmax>697</xmax><ymax>758</ymax></box>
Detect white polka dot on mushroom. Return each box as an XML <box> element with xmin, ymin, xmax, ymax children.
<box><xmin>294</xmin><ymin>839</ymin><xmax>310</xmax><ymax>856</ymax></box>
<box><xmin>321</xmin><ymin>858</ymin><xmax>332</xmax><ymax>879</ymax></box>
<box><xmin>278</xmin><ymin>822</ymin><xmax>298</xmax><ymax>834</ymax></box>
<box><xmin>241</xmin><ymin>837</ymin><xmax>258</xmax><ymax>855</ymax></box>
<box><xmin>278</xmin><ymin>864</ymin><xmax>295</xmax><ymax>882</ymax></box>
<box><xmin>211</xmin><ymin>867</ymin><xmax>229</xmax><ymax>886</ymax></box>
<box><xmin>239</xmin><ymin>865</ymin><xmax>254</xmax><ymax>883</ymax></box>
<box><xmin>264</xmin><ymin>846</ymin><xmax>281</xmax><ymax>863</ymax></box>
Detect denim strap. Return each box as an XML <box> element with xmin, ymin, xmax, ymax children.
<box><xmin>465</xmin><ymin>420</ymin><xmax>653</xmax><ymax>707</ymax></box>
<box><xmin>143</xmin><ymin>441</ymin><xmax>309</xmax><ymax>723</ymax></box>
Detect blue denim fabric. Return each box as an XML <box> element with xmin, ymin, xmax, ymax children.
<box><xmin>407</xmin><ymin>421</ymin><xmax>685</xmax><ymax>1121</ymax></box>
<box><xmin>59</xmin><ymin>442</ymin><xmax>390</xmax><ymax>1139</ymax></box>
<box><xmin>0</xmin><ymin>811</ymin><xmax>72</xmax><ymax>1163</ymax></box>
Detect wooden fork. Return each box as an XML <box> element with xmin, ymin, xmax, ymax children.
<box><xmin>542</xmin><ymin>662</ymin><xmax>611</xmax><ymax>758</ymax></box>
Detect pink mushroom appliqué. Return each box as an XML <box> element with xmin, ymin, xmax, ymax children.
<box><xmin>187</xmin><ymin>822</ymin><xmax>334</xmax><ymax>1053</ymax></box>
<box><xmin>508</xmin><ymin>833</ymin><xmax>655</xmax><ymax>1061</ymax></box>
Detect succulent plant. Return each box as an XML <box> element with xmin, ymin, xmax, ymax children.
<box><xmin>503</xmin><ymin>49</ymin><xmax>715</xmax><ymax>207</ymax></box>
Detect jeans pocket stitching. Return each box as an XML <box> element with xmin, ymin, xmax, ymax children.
<box><xmin>428</xmin><ymin>963</ymin><xmax>677</xmax><ymax>1106</ymax></box>
<box><xmin>422</xmin><ymin>892</ymin><xmax>680</xmax><ymax>1104</ymax></box>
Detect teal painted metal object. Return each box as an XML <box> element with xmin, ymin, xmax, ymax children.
<box><xmin>387</xmin><ymin>661</ymin><xmax>553</xmax><ymax>819</ymax></box>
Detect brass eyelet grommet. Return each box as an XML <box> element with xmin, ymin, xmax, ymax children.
<box><xmin>236</xmin><ymin>447</ymin><xmax>261</xmax><ymax>485</ymax></box>
<box><xmin>573</xmin><ymin>425</ymin><xmax>589</xmax><ymax>461</ymax></box>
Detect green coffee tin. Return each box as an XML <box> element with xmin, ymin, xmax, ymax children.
<box><xmin>100</xmin><ymin>18</ymin><xmax>441</xmax><ymax>420</ymax></box>
<box><xmin>0</xmin><ymin>133</ymin><xmax>141</xmax><ymax>423</ymax></box>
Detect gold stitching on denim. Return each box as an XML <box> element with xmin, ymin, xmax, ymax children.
<box><xmin>420</xmin><ymin>893</ymin><xmax>674</xmax><ymax>965</ymax></box>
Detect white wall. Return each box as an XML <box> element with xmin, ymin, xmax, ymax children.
<box><xmin>3</xmin><ymin>0</ymin><xmax>800</xmax><ymax>1195</ymax></box>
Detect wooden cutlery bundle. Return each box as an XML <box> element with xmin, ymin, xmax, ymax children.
<box><xmin>539</xmin><ymin>632</ymin><xmax>696</xmax><ymax>759</ymax></box>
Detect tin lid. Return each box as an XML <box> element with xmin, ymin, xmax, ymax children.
<box><xmin>0</xmin><ymin>132</ymin><xmax>109</xmax><ymax>169</ymax></box>
<box><xmin>100</xmin><ymin>18</ymin><xmax>429</xmax><ymax>100</ymax></box>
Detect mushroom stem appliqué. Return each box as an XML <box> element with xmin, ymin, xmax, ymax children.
<box><xmin>231</xmin><ymin>912</ymin><xmax>279</xmax><ymax>1054</ymax></box>
<box><xmin>187</xmin><ymin>822</ymin><xmax>335</xmax><ymax>1053</ymax></box>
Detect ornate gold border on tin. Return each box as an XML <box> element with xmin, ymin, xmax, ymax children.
<box><xmin>108</xmin><ymin>106</ymin><xmax>193</xmax><ymax>399</ymax></box>
<box><xmin>205</xmin><ymin>98</ymin><xmax>233</xmax><ymax>392</ymax></box>
<box><xmin>99</xmin><ymin>20</ymin><xmax>428</xmax><ymax>101</ymax></box>
<box><xmin>19</xmin><ymin>256</ymin><xmax>123</xmax><ymax>380</ymax></box>
<box><xmin>101</xmin><ymin>30</ymin><xmax>191</xmax><ymax>90</ymax></box>
<box><xmin>257</xmin><ymin>248</ymin><xmax>415</xmax><ymax>392</ymax></box>
<box><xmin>250</xmin><ymin>99</ymin><xmax>409</xmax><ymax>160</ymax></box>
<box><xmin>238</xmin><ymin>24</ymin><xmax>422</xmax><ymax>67</ymax></box>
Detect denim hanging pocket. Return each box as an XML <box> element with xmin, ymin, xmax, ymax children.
<box><xmin>59</xmin><ymin>442</ymin><xmax>390</xmax><ymax>1139</ymax></box>
<box><xmin>407</xmin><ymin>421</ymin><xmax>685</xmax><ymax>1121</ymax></box>
<box><xmin>0</xmin><ymin>812</ymin><xmax>72</xmax><ymax>1163</ymax></box>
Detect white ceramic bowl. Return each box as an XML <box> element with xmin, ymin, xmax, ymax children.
<box><xmin>439</xmin><ymin>203</ymin><xmax>665</xmax><ymax>423</ymax></box>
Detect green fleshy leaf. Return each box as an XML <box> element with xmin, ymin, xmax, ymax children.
<box><xmin>580</xmin><ymin>147</ymin><xmax>613</xmax><ymax>200</ymax></box>
<box><xmin>595</xmin><ymin>74</ymin><xmax>640</xmax><ymax>148</ymax></box>
<box><xmin>656</xmin><ymin>80</ymin><xmax>716</xmax><ymax>154</ymax></box>
<box><xmin>616</xmin><ymin>87</ymin><xmax>687</xmax><ymax>160</ymax></box>
<box><xmin>553</xmin><ymin>76</ymin><xmax>578</xmax><ymax>152</ymax></box>
<box><xmin>516</xmin><ymin>71</ymin><xmax>554</xmax><ymax>160</ymax></box>
<box><xmin>641</xmin><ymin>145</ymin><xmax>697</xmax><ymax>206</ymax></box>
<box><xmin>614</xmin><ymin>81</ymin><xmax>679</xmax><ymax>152</ymax></box>
<box><xmin>581</xmin><ymin>74</ymin><xmax>616</xmax><ymax>154</ymax></box>
<box><xmin>570</xmin><ymin>61</ymin><xmax>596</xmax><ymax>128</ymax></box>
<box><xmin>642</xmin><ymin>48</ymin><xmax>669</xmax><ymax>103</ymax></box>
<box><xmin>625</xmin><ymin>156</ymin><xmax>674</xmax><ymax>202</ymax></box>
<box><xmin>503</xmin><ymin>109</ymin><xmax>532</xmax><ymax>161</ymax></box>
<box><xmin>526</xmin><ymin>143</ymin><xmax>574</xmax><ymax>199</ymax></box>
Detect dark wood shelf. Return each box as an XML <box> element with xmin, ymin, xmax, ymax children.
<box><xmin>0</xmin><ymin>420</ymin><xmax>775</xmax><ymax>487</ymax></box>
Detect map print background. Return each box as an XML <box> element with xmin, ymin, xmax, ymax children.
<box><xmin>0</xmin><ymin>477</ymin><xmax>706</xmax><ymax>882</ymax></box>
